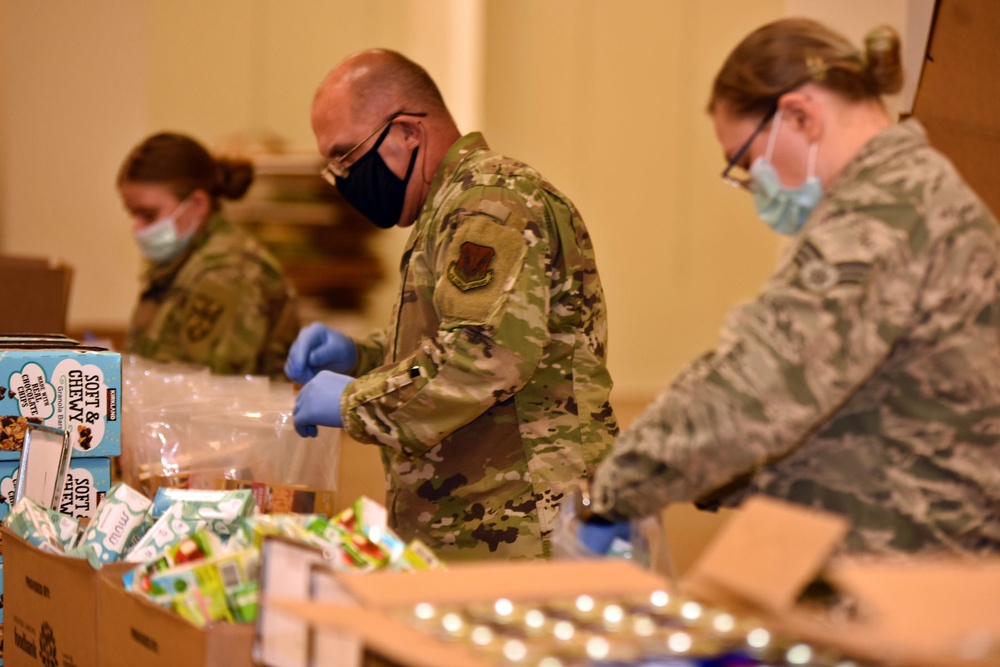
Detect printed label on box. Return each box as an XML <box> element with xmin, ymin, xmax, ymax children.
<box><xmin>0</xmin><ymin>348</ymin><xmax>121</xmax><ymax>458</ymax></box>
<box><xmin>0</xmin><ymin>457</ymin><xmax>111</xmax><ymax>521</ymax></box>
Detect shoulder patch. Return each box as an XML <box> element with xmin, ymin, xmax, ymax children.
<box><xmin>184</xmin><ymin>292</ymin><xmax>224</xmax><ymax>342</ymax></box>
<box><xmin>448</xmin><ymin>242</ymin><xmax>495</xmax><ymax>291</ymax></box>
<box><xmin>437</xmin><ymin>215</ymin><xmax>529</xmax><ymax>325</ymax></box>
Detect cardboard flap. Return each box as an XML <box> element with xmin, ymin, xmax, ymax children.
<box><xmin>681</xmin><ymin>496</ymin><xmax>849</xmax><ymax>613</ymax></box>
<box><xmin>338</xmin><ymin>559</ymin><xmax>669</xmax><ymax>608</ymax></box>
<box><xmin>828</xmin><ymin>558</ymin><xmax>1000</xmax><ymax>659</ymax></box>
<box><xmin>264</xmin><ymin>599</ymin><xmax>492</xmax><ymax>667</ymax></box>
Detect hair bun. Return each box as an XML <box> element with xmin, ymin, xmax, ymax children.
<box><xmin>864</xmin><ymin>25</ymin><xmax>904</xmax><ymax>96</ymax></box>
<box><xmin>214</xmin><ymin>158</ymin><xmax>255</xmax><ymax>200</ymax></box>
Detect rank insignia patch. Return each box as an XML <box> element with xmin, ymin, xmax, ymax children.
<box><xmin>448</xmin><ymin>241</ymin><xmax>495</xmax><ymax>291</ymax></box>
<box><xmin>793</xmin><ymin>241</ymin><xmax>871</xmax><ymax>293</ymax></box>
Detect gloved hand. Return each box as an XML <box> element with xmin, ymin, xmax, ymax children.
<box><xmin>578</xmin><ymin>518</ymin><xmax>632</xmax><ymax>556</ymax></box>
<box><xmin>293</xmin><ymin>371</ymin><xmax>353</xmax><ymax>437</ymax></box>
<box><xmin>285</xmin><ymin>323</ymin><xmax>357</xmax><ymax>384</ymax></box>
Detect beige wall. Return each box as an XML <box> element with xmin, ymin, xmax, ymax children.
<box><xmin>0</xmin><ymin>1</ymin><xmax>927</xmax><ymax>401</ymax></box>
<box><xmin>482</xmin><ymin>1</ymin><xmax>787</xmax><ymax>400</ymax></box>
<box><xmin>0</xmin><ymin>2</ymin><xmax>150</xmax><ymax>328</ymax></box>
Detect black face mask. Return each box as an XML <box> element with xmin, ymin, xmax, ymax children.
<box><xmin>335</xmin><ymin>122</ymin><xmax>419</xmax><ymax>229</ymax></box>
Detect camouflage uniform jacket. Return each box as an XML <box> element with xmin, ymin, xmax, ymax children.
<box><xmin>125</xmin><ymin>214</ymin><xmax>300</xmax><ymax>377</ymax></box>
<box><xmin>591</xmin><ymin>120</ymin><xmax>1000</xmax><ymax>556</ymax></box>
<box><xmin>342</xmin><ymin>132</ymin><xmax>618</xmax><ymax>560</ymax></box>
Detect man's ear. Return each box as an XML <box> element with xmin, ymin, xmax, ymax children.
<box><xmin>778</xmin><ymin>91</ymin><xmax>824</xmax><ymax>142</ymax></box>
<box><xmin>396</xmin><ymin>117</ymin><xmax>424</xmax><ymax>150</ymax></box>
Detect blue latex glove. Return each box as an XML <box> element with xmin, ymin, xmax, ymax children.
<box><xmin>285</xmin><ymin>323</ymin><xmax>357</xmax><ymax>384</ymax></box>
<box><xmin>578</xmin><ymin>519</ymin><xmax>632</xmax><ymax>556</ymax></box>
<box><xmin>293</xmin><ymin>371</ymin><xmax>353</xmax><ymax>437</ymax></box>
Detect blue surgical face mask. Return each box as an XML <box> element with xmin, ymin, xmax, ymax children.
<box><xmin>133</xmin><ymin>197</ymin><xmax>195</xmax><ymax>264</ymax></box>
<box><xmin>748</xmin><ymin>111</ymin><xmax>823</xmax><ymax>236</ymax></box>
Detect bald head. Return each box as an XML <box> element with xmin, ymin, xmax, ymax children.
<box><xmin>314</xmin><ymin>49</ymin><xmax>450</xmax><ymax>127</ymax></box>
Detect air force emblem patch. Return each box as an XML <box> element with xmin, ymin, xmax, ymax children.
<box><xmin>448</xmin><ymin>241</ymin><xmax>495</xmax><ymax>291</ymax></box>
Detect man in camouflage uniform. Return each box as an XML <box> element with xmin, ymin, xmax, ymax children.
<box><xmin>590</xmin><ymin>119</ymin><xmax>1000</xmax><ymax>555</ymax></box>
<box><xmin>126</xmin><ymin>213</ymin><xmax>300</xmax><ymax>377</ymax></box>
<box><xmin>286</xmin><ymin>49</ymin><xmax>618</xmax><ymax>560</ymax></box>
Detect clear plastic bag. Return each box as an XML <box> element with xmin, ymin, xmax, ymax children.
<box><xmin>121</xmin><ymin>356</ymin><xmax>340</xmax><ymax>501</ymax></box>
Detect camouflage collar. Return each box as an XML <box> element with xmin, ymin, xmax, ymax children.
<box><xmin>424</xmin><ymin>132</ymin><xmax>490</xmax><ymax>211</ymax></box>
<box><xmin>141</xmin><ymin>213</ymin><xmax>228</xmax><ymax>285</ymax></box>
<box><xmin>829</xmin><ymin>119</ymin><xmax>928</xmax><ymax>194</ymax></box>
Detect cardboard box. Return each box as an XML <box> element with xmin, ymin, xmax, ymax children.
<box><xmin>263</xmin><ymin>498</ymin><xmax>1000</xmax><ymax>667</ymax></box>
<box><xmin>261</xmin><ymin>558</ymin><xmax>671</xmax><ymax>667</ymax></box>
<box><xmin>680</xmin><ymin>496</ymin><xmax>1000</xmax><ymax>667</ymax></box>
<box><xmin>255</xmin><ymin>536</ymin><xmax>343</xmax><ymax>667</ymax></box>
<box><xmin>912</xmin><ymin>0</ymin><xmax>1000</xmax><ymax>219</ymax></box>
<box><xmin>97</xmin><ymin>568</ymin><xmax>254</xmax><ymax>667</ymax></box>
<box><xmin>0</xmin><ymin>257</ymin><xmax>72</xmax><ymax>336</ymax></box>
<box><xmin>263</xmin><ymin>601</ymin><xmax>485</xmax><ymax>667</ymax></box>
<box><xmin>0</xmin><ymin>347</ymin><xmax>121</xmax><ymax>459</ymax></box>
<box><xmin>1</xmin><ymin>528</ymin><xmax>125</xmax><ymax>667</ymax></box>
<box><xmin>0</xmin><ymin>457</ymin><xmax>111</xmax><ymax>522</ymax></box>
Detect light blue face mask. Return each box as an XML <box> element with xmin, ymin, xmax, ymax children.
<box><xmin>748</xmin><ymin>111</ymin><xmax>823</xmax><ymax>236</ymax></box>
<box><xmin>133</xmin><ymin>198</ymin><xmax>195</xmax><ymax>264</ymax></box>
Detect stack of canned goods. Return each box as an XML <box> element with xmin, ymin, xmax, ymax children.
<box><xmin>397</xmin><ymin>588</ymin><xmax>864</xmax><ymax>667</ymax></box>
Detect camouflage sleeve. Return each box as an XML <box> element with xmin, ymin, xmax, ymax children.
<box><xmin>342</xmin><ymin>189</ymin><xmax>550</xmax><ymax>454</ymax></box>
<box><xmin>352</xmin><ymin>329</ymin><xmax>388</xmax><ymax>376</ymax></box>
<box><xmin>590</xmin><ymin>210</ymin><xmax>920</xmax><ymax>520</ymax></box>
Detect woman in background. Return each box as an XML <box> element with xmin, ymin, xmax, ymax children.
<box><xmin>119</xmin><ymin>132</ymin><xmax>299</xmax><ymax>376</ymax></box>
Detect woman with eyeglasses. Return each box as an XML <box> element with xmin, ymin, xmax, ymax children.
<box><xmin>118</xmin><ymin>132</ymin><xmax>300</xmax><ymax>377</ymax></box>
<box><xmin>581</xmin><ymin>18</ymin><xmax>1000</xmax><ymax>556</ymax></box>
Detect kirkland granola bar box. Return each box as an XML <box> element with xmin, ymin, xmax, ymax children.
<box><xmin>0</xmin><ymin>345</ymin><xmax>120</xmax><ymax>459</ymax></box>
<box><xmin>0</xmin><ymin>456</ymin><xmax>112</xmax><ymax>522</ymax></box>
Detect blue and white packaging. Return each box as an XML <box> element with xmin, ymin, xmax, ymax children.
<box><xmin>0</xmin><ymin>456</ymin><xmax>112</xmax><ymax>521</ymax></box>
<box><xmin>0</xmin><ymin>346</ymin><xmax>121</xmax><ymax>458</ymax></box>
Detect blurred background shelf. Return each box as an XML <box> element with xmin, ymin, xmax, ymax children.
<box><xmin>227</xmin><ymin>149</ymin><xmax>385</xmax><ymax>312</ymax></box>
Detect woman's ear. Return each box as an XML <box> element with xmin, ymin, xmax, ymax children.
<box><xmin>778</xmin><ymin>91</ymin><xmax>824</xmax><ymax>142</ymax></box>
<box><xmin>190</xmin><ymin>189</ymin><xmax>213</xmax><ymax>219</ymax></box>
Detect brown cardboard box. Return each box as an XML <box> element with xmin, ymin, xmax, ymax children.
<box><xmin>2</xmin><ymin>521</ymin><xmax>255</xmax><ymax>667</ymax></box>
<box><xmin>264</xmin><ymin>498</ymin><xmax>1000</xmax><ymax>667</ymax></box>
<box><xmin>262</xmin><ymin>558</ymin><xmax>672</xmax><ymax>667</ymax></box>
<box><xmin>912</xmin><ymin>0</ymin><xmax>1000</xmax><ymax>219</ymax></box>
<box><xmin>2</xmin><ymin>528</ymin><xmax>123</xmax><ymax>667</ymax></box>
<box><xmin>0</xmin><ymin>256</ymin><xmax>73</xmax><ymax>335</ymax></box>
<box><xmin>263</xmin><ymin>600</ymin><xmax>487</xmax><ymax>667</ymax></box>
<box><xmin>681</xmin><ymin>496</ymin><xmax>1000</xmax><ymax>667</ymax></box>
<box><xmin>336</xmin><ymin>558</ymin><xmax>670</xmax><ymax>609</ymax></box>
<box><xmin>96</xmin><ymin>567</ymin><xmax>254</xmax><ymax>667</ymax></box>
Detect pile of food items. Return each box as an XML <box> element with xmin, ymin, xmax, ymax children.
<box><xmin>3</xmin><ymin>484</ymin><xmax>440</xmax><ymax>628</ymax></box>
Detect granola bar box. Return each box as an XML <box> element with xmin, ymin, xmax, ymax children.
<box><xmin>0</xmin><ymin>456</ymin><xmax>112</xmax><ymax>522</ymax></box>
<box><xmin>0</xmin><ymin>344</ymin><xmax>121</xmax><ymax>459</ymax></box>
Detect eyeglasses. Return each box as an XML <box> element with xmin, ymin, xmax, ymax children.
<box><xmin>321</xmin><ymin>110</ymin><xmax>427</xmax><ymax>185</ymax></box>
<box><xmin>720</xmin><ymin>107</ymin><xmax>777</xmax><ymax>190</ymax></box>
